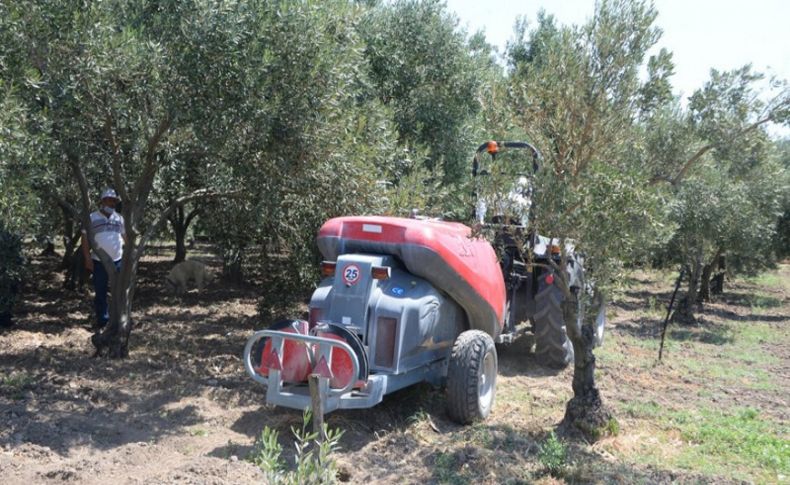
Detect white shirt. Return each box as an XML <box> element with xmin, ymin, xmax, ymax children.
<box><xmin>84</xmin><ymin>210</ymin><xmax>125</xmax><ymax>261</ymax></box>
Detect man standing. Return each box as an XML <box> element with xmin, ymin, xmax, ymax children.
<box><xmin>81</xmin><ymin>189</ymin><xmax>126</xmax><ymax>329</ymax></box>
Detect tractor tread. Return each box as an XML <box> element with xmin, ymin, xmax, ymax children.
<box><xmin>533</xmin><ymin>275</ymin><xmax>574</xmax><ymax>369</ymax></box>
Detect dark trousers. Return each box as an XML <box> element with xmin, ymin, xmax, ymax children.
<box><xmin>93</xmin><ymin>259</ymin><xmax>122</xmax><ymax>328</ymax></box>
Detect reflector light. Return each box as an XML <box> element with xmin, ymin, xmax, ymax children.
<box><xmin>545</xmin><ymin>274</ymin><xmax>555</xmax><ymax>285</ymax></box>
<box><xmin>262</xmin><ymin>348</ymin><xmax>282</xmax><ymax>371</ymax></box>
<box><xmin>320</xmin><ymin>261</ymin><xmax>336</xmax><ymax>277</ymax></box>
<box><xmin>313</xmin><ymin>355</ymin><xmax>334</xmax><ymax>379</ymax></box>
<box><xmin>371</xmin><ymin>266</ymin><xmax>391</xmax><ymax>280</ymax></box>
<box><xmin>487</xmin><ymin>140</ymin><xmax>499</xmax><ymax>154</ymax></box>
<box><xmin>374</xmin><ymin>317</ymin><xmax>397</xmax><ymax>368</ymax></box>
<box><xmin>308</xmin><ymin>308</ymin><xmax>322</xmax><ymax>327</ymax></box>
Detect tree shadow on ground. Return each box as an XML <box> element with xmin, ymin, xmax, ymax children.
<box><xmin>219</xmin><ymin>383</ymin><xmax>463</xmax><ymax>483</ymax></box>
<box><xmin>718</xmin><ymin>291</ymin><xmax>785</xmax><ymax>309</ymax></box>
<box><xmin>223</xmin><ymin>337</ymin><xmax>571</xmax><ymax>469</ymax></box>
<box><xmin>610</xmin><ymin>316</ymin><xmax>662</xmax><ymax>339</ymax></box>
<box><xmin>1</xmin><ymin>254</ymin><xmax>265</xmax><ymax>457</ymax></box>
<box><xmin>609</xmin><ymin>281</ymin><xmax>788</xmax><ymax>345</ymax></box>
<box><xmin>497</xmin><ymin>333</ymin><xmax>567</xmax><ymax>378</ymax></box>
<box><xmin>418</xmin><ymin>423</ymin><xmax>542</xmax><ymax>485</ymax></box>
<box><xmin>0</xmin><ymin>346</ymin><xmax>205</xmax><ymax>455</ymax></box>
<box><xmin>557</xmin><ymin>442</ymin><xmax>738</xmax><ymax>484</ymax></box>
<box><xmin>225</xmin><ymin>382</ymin><xmax>447</xmax><ymax>449</ymax></box>
<box><xmin>11</xmin><ymin>258</ymin><xmax>93</xmax><ymax>335</ymax></box>
<box><xmin>666</xmin><ymin>324</ymin><xmax>735</xmax><ymax>345</ymax></box>
<box><xmin>613</xmin><ymin>315</ymin><xmax>737</xmax><ymax>346</ymax></box>
<box><xmin>614</xmin><ymin>289</ymin><xmax>675</xmax><ymax>313</ymax></box>
<box><xmin>704</xmin><ymin>305</ymin><xmax>787</xmax><ymax>323</ymax></box>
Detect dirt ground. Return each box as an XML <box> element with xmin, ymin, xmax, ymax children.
<box><xmin>1</xmin><ymin>250</ymin><xmax>787</xmax><ymax>484</ymax></box>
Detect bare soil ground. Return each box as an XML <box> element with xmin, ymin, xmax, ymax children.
<box><xmin>1</xmin><ymin>250</ymin><xmax>787</xmax><ymax>484</ymax></box>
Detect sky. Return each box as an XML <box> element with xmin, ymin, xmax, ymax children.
<box><xmin>445</xmin><ymin>0</ymin><xmax>789</xmax><ymax>134</ymax></box>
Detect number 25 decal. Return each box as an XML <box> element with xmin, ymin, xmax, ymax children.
<box><xmin>342</xmin><ymin>264</ymin><xmax>361</xmax><ymax>286</ymax></box>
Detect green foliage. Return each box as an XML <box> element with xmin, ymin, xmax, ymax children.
<box><xmin>538</xmin><ymin>431</ymin><xmax>568</xmax><ymax>477</ymax></box>
<box><xmin>638</xmin><ymin>48</ymin><xmax>676</xmax><ymax>115</ymax></box>
<box><xmin>506</xmin><ymin>0</ymin><xmax>672</xmax><ymax>287</ymax></box>
<box><xmin>0</xmin><ymin>85</ymin><xmax>46</xmax><ymax>237</ymax></box>
<box><xmin>656</xmin><ymin>70</ymin><xmax>788</xmax><ymax>307</ymax></box>
<box><xmin>667</xmin><ymin>408</ymin><xmax>789</xmax><ymax>477</ymax></box>
<box><xmin>0</xmin><ymin>371</ymin><xmax>34</xmax><ymax>399</ymax></box>
<box><xmin>0</xmin><ymin>221</ymin><xmax>24</xmax><ymax>318</ymax></box>
<box><xmin>1</xmin><ymin>0</ymin><xmax>788</xmax><ymax>353</ymax></box>
<box><xmin>248</xmin><ymin>426</ymin><xmax>285</xmax><ymax>484</ymax></box>
<box><xmin>179</xmin><ymin>1</ymin><xmax>399</xmax><ymax>317</ymax></box>
<box><xmin>605</xmin><ymin>417</ymin><xmax>620</xmax><ymax>436</ymax></box>
<box><xmin>433</xmin><ymin>450</ymin><xmax>468</xmax><ymax>485</ymax></box>
<box><xmin>360</xmin><ymin>0</ymin><xmax>494</xmax><ymax>183</ymax></box>
<box><xmin>247</xmin><ymin>410</ymin><xmax>344</xmax><ymax>485</ymax></box>
<box><xmin>772</xmin><ymin>139</ymin><xmax>790</xmax><ymax>258</ymax></box>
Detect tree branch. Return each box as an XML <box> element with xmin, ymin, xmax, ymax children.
<box><xmin>668</xmin><ymin>144</ymin><xmax>714</xmax><ymax>184</ymax></box>
<box><xmin>654</xmin><ymin>116</ymin><xmax>775</xmax><ymax>186</ymax></box>
<box><xmin>66</xmin><ymin>151</ymin><xmax>92</xmax><ymax>220</ymax></box>
<box><xmin>131</xmin><ymin>113</ymin><xmax>172</xmax><ymax>209</ymax></box>
<box><xmin>66</xmin><ymin>152</ymin><xmax>117</xmax><ymax>275</ymax></box>
<box><xmin>103</xmin><ymin>111</ymin><xmax>130</xmax><ymax>202</ymax></box>
<box><xmin>51</xmin><ymin>194</ymin><xmax>81</xmax><ymax>222</ymax></box>
<box><xmin>184</xmin><ymin>207</ymin><xmax>201</xmax><ymax>229</ymax></box>
<box><xmin>137</xmin><ymin>189</ymin><xmax>241</xmax><ymax>257</ymax></box>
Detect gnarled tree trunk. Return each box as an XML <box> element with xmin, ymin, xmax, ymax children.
<box><xmin>222</xmin><ymin>245</ymin><xmax>245</xmax><ymax>284</ymax></box>
<box><xmin>561</xmin><ymin>288</ymin><xmax>613</xmax><ymax>440</ymax></box>
<box><xmin>674</xmin><ymin>253</ymin><xmax>703</xmax><ymax>324</ymax></box>
<box><xmin>91</xmin><ymin>253</ymin><xmax>137</xmax><ymax>358</ymax></box>
<box><xmin>710</xmin><ymin>254</ymin><xmax>726</xmax><ymax>296</ymax></box>
<box><xmin>698</xmin><ymin>249</ymin><xmax>722</xmax><ymax>303</ymax></box>
<box><xmin>698</xmin><ymin>262</ymin><xmax>713</xmax><ymax>303</ymax></box>
<box><xmin>168</xmin><ymin>204</ymin><xmax>199</xmax><ymax>263</ymax></box>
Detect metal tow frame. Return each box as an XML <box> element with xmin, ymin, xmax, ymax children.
<box><xmin>243</xmin><ymin>329</ymin><xmax>371</xmax><ymax>412</ymax></box>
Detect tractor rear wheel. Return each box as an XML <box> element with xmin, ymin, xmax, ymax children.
<box><xmin>533</xmin><ymin>272</ymin><xmax>575</xmax><ymax>368</ymax></box>
<box><xmin>446</xmin><ymin>330</ymin><xmax>497</xmax><ymax>424</ymax></box>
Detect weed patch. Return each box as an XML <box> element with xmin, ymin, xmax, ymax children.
<box><xmin>433</xmin><ymin>451</ymin><xmax>469</xmax><ymax>485</ymax></box>
<box><xmin>538</xmin><ymin>431</ymin><xmax>567</xmax><ymax>477</ymax></box>
<box><xmin>747</xmin><ymin>273</ymin><xmax>788</xmax><ymax>290</ymax></box>
<box><xmin>0</xmin><ymin>371</ymin><xmax>34</xmax><ymax>399</ymax></box>
<box><xmin>625</xmin><ymin>407</ymin><xmax>789</xmax><ymax>482</ymax></box>
<box><xmin>671</xmin><ymin>408</ymin><xmax>788</xmax><ymax>479</ymax></box>
<box><xmin>189</xmin><ymin>428</ymin><xmax>209</xmax><ymax>437</ymax></box>
<box><xmin>247</xmin><ymin>410</ymin><xmax>344</xmax><ymax>484</ymax></box>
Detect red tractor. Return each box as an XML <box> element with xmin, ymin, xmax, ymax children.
<box><xmin>243</xmin><ymin>141</ymin><xmax>604</xmax><ymax>423</ymax></box>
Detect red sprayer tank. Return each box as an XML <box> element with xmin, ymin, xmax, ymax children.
<box><xmin>317</xmin><ymin>216</ymin><xmax>506</xmax><ymax>338</ymax></box>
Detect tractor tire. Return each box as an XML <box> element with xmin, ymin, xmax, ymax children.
<box><xmin>533</xmin><ymin>273</ymin><xmax>575</xmax><ymax>369</ymax></box>
<box><xmin>446</xmin><ymin>330</ymin><xmax>497</xmax><ymax>424</ymax></box>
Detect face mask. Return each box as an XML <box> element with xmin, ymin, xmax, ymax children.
<box><xmin>101</xmin><ymin>206</ymin><xmax>115</xmax><ymax>216</ymax></box>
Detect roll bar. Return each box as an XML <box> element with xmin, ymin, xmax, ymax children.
<box><xmin>472</xmin><ymin>141</ymin><xmax>542</xmax><ymax>177</ymax></box>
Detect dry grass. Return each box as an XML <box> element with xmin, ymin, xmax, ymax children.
<box><xmin>0</xmin><ymin>252</ymin><xmax>787</xmax><ymax>484</ymax></box>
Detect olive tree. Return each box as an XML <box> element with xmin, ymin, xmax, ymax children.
<box><xmin>667</xmin><ymin>156</ymin><xmax>785</xmax><ymax>321</ymax></box>
<box><xmin>0</xmin><ymin>90</ymin><xmax>33</xmax><ymax>326</ymax></box>
<box><xmin>5</xmin><ymin>0</ymin><xmax>268</xmax><ymax>357</ymax></box>
<box><xmin>360</xmin><ymin>0</ymin><xmax>494</xmax><ymax>185</ymax></box>
<box><xmin>506</xmin><ymin>1</ymin><xmax>673</xmax><ymax>438</ymax></box>
<box><xmin>647</xmin><ymin>67</ymin><xmax>789</xmax><ymax>319</ymax></box>
<box><xmin>197</xmin><ymin>1</ymin><xmax>397</xmax><ymax>317</ymax></box>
